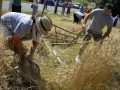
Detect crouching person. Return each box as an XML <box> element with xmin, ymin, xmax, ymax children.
<box><xmin>1</xmin><ymin>12</ymin><xmax>52</xmax><ymax>61</ymax></box>
<box><xmin>73</xmin><ymin>11</ymin><xmax>85</xmax><ymax>24</ymax></box>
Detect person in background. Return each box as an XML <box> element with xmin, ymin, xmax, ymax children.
<box><xmin>66</xmin><ymin>3</ymin><xmax>71</xmax><ymax>17</ymax></box>
<box><xmin>45</xmin><ymin>0</ymin><xmax>49</xmax><ymax>10</ymax></box>
<box><xmin>75</xmin><ymin>3</ymin><xmax>113</xmax><ymax>62</ymax></box>
<box><xmin>61</xmin><ymin>1</ymin><xmax>67</xmax><ymax>16</ymax></box>
<box><xmin>113</xmin><ymin>15</ymin><xmax>119</xmax><ymax>27</ymax></box>
<box><xmin>31</xmin><ymin>0</ymin><xmax>40</xmax><ymax>18</ymax></box>
<box><xmin>86</xmin><ymin>7</ymin><xmax>93</xmax><ymax>14</ymax></box>
<box><xmin>1</xmin><ymin>12</ymin><xmax>53</xmax><ymax>62</ymax></box>
<box><xmin>8</xmin><ymin>0</ymin><xmax>13</xmax><ymax>11</ymax></box>
<box><xmin>73</xmin><ymin>11</ymin><xmax>85</xmax><ymax>24</ymax></box>
<box><xmin>12</xmin><ymin>0</ymin><xmax>21</xmax><ymax>13</ymax></box>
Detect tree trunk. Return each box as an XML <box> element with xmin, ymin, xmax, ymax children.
<box><xmin>0</xmin><ymin>0</ymin><xmax>3</xmax><ymax>18</ymax></box>
<box><xmin>54</xmin><ymin>0</ymin><xmax>59</xmax><ymax>14</ymax></box>
<box><xmin>42</xmin><ymin>0</ymin><xmax>47</xmax><ymax>15</ymax></box>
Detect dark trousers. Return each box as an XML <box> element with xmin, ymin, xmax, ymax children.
<box><xmin>12</xmin><ymin>4</ymin><xmax>21</xmax><ymax>13</ymax></box>
<box><xmin>83</xmin><ymin>30</ymin><xmax>102</xmax><ymax>41</ymax></box>
<box><xmin>73</xmin><ymin>14</ymin><xmax>79</xmax><ymax>23</ymax></box>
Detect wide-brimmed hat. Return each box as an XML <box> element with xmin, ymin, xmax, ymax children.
<box><xmin>35</xmin><ymin>14</ymin><xmax>53</xmax><ymax>36</ymax></box>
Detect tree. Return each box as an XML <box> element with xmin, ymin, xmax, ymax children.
<box><xmin>96</xmin><ymin>0</ymin><xmax>108</xmax><ymax>8</ymax></box>
<box><xmin>54</xmin><ymin>0</ymin><xmax>59</xmax><ymax>14</ymax></box>
<box><xmin>0</xmin><ymin>0</ymin><xmax>3</xmax><ymax>18</ymax></box>
<box><xmin>111</xmin><ymin>0</ymin><xmax>120</xmax><ymax>17</ymax></box>
<box><xmin>82</xmin><ymin>0</ymin><xmax>89</xmax><ymax>8</ymax></box>
<box><xmin>79</xmin><ymin>0</ymin><xmax>89</xmax><ymax>9</ymax></box>
<box><xmin>95</xmin><ymin>0</ymin><xmax>120</xmax><ymax>17</ymax></box>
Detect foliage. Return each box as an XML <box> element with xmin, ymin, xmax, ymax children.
<box><xmin>111</xmin><ymin>0</ymin><xmax>120</xmax><ymax>17</ymax></box>
<box><xmin>82</xmin><ymin>0</ymin><xmax>89</xmax><ymax>7</ymax></box>
<box><xmin>95</xmin><ymin>0</ymin><xmax>120</xmax><ymax>17</ymax></box>
<box><xmin>78</xmin><ymin>0</ymin><xmax>89</xmax><ymax>7</ymax></box>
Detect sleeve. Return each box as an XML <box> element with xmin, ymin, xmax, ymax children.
<box><xmin>108</xmin><ymin>18</ymin><xmax>113</xmax><ymax>27</ymax></box>
<box><xmin>1</xmin><ymin>15</ymin><xmax>4</xmax><ymax>25</ymax></box>
<box><xmin>32</xmin><ymin>24</ymin><xmax>40</xmax><ymax>43</ymax></box>
<box><xmin>14</xmin><ymin>22</ymin><xmax>29</xmax><ymax>38</ymax></box>
<box><xmin>90</xmin><ymin>9</ymin><xmax>99</xmax><ymax>16</ymax></box>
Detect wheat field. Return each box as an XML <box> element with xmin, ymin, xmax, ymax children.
<box><xmin>0</xmin><ymin>11</ymin><xmax>120</xmax><ymax>90</ymax></box>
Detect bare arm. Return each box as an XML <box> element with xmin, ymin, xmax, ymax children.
<box><xmin>82</xmin><ymin>13</ymin><xmax>93</xmax><ymax>28</ymax></box>
<box><xmin>29</xmin><ymin>40</ymin><xmax>38</xmax><ymax>60</ymax></box>
<box><xmin>11</xmin><ymin>35</ymin><xmax>38</xmax><ymax>61</ymax></box>
<box><xmin>11</xmin><ymin>35</ymin><xmax>23</xmax><ymax>57</ymax></box>
<box><xmin>99</xmin><ymin>26</ymin><xmax>112</xmax><ymax>45</ymax></box>
<box><xmin>102</xmin><ymin>26</ymin><xmax>112</xmax><ymax>39</ymax></box>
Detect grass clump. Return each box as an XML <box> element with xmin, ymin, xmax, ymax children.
<box><xmin>0</xmin><ymin>11</ymin><xmax>120</xmax><ymax>90</ymax></box>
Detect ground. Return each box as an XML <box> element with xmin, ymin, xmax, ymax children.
<box><xmin>0</xmin><ymin>11</ymin><xmax>120</xmax><ymax>90</ymax></box>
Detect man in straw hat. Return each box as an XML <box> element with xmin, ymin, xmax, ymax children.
<box><xmin>75</xmin><ymin>3</ymin><xmax>113</xmax><ymax>62</ymax></box>
<box><xmin>1</xmin><ymin>12</ymin><xmax>52</xmax><ymax>61</ymax></box>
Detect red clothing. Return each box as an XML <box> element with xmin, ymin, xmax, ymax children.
<box><xmin>67</xmin><ymin>4</ymin><xmax>71</xmax><ymax>11</ymax></box>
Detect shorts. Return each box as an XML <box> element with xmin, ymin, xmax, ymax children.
<box><xmin>83</xmin><ymin>29</ymin><xmax>102</xmax><ymax>41</ymax></box>
<box><xmin>32</xmin><ymin>4</ymin><xmax>38</xmax><ymax>16</ymax></box>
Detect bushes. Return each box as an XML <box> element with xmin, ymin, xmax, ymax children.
<box><xmin>95</xmin><ymin>0</ymin><xmax>120</xmax><ymax>17</ymax></box>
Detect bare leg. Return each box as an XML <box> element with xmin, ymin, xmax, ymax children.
<box><xmin>76</xmin><ymin>41</ymin><xmax>89</xmax><ymax>62</ymax></box>
<box><xmin>79</xmin><ymin>42</ymin><xmax>89</xmax><ymax>56</ymax></box>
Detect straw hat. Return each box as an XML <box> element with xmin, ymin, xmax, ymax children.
<box><xmin>35</xmin><ymin>14</ymin><xmax>53</xmax><ymax>36</ymax></box>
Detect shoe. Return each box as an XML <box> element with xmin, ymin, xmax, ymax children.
<box><xmin>75</xmin><ymin>55</ymin><xmax>80</xmax><ymax>62</ymax></box>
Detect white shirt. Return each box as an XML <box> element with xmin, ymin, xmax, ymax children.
<box><xmin>74</xmin><ymin>11</ymin><xmax>84</xmax><ymax>19</ymax></box>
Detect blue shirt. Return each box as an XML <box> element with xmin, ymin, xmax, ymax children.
<box><xmin>1</xmin><ymin>12</ymin><xmax>33</xmax><ymax>40</ymax></box>
<box><xmin>88</xmin><ymin>9</ymin><xmax>113</xmax><ymax>34</ymax></box>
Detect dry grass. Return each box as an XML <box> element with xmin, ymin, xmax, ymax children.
<box><xmin>116</xmin><ymin>20</ymin><xmax>120</xmax><ymax>29</ymax></box>
<box><xmin>68</xmin><ymin>35</ymin><xmax>120</xmax><ymax>90</ymax></box>
<box><xmin>0</xmin><ymin>12</ymin><xmax>120</xmax><ymax>90</ymax></box>
<box><xmin>39</xmin><ymin>13</ymin><xmax>120</xmax><ymax>90</ymax></box>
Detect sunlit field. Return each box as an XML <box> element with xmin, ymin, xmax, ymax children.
<box><xmin>0</xmin><ymin>10</ymin><xmax>120</xmax><ymax>90</ymax></box>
